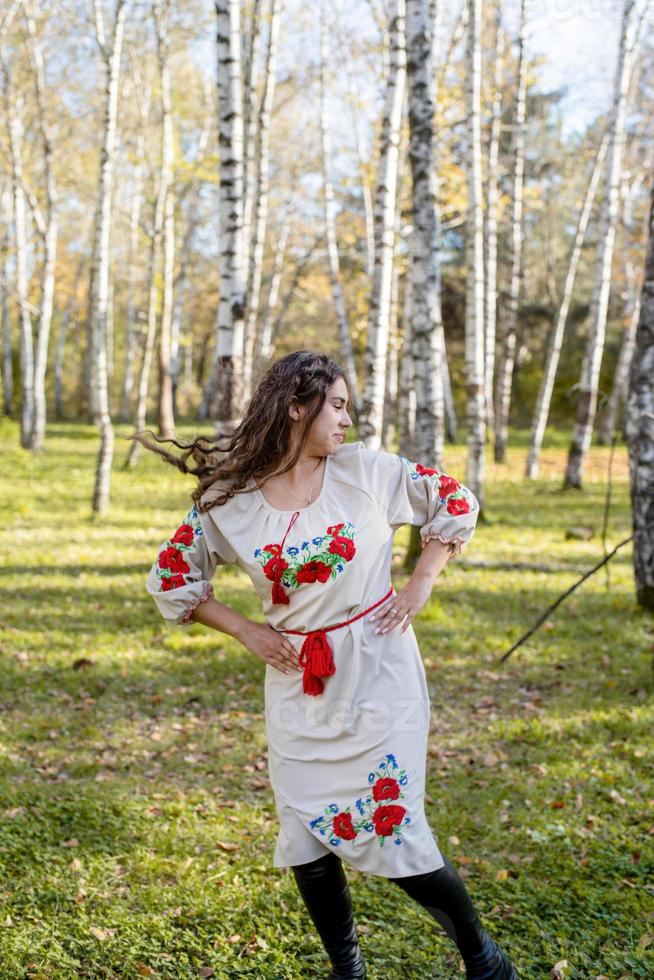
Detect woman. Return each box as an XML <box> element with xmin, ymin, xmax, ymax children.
<box><xmin>141</xmin><ymin>351</ymin><xmax>518</xmax><ymax>979</ymax></box>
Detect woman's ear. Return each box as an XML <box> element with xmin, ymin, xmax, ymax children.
<box><xmin>288</xmin><ymin>398</ymin><xmax>303</xmax><ymax>422</ymax></box>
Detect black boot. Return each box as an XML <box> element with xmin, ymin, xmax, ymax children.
<box><xmin>389</xmin><ymin>856</ymin><xmax>518</xmax><ymax>979</ymax></box>
<box><xmin>291</xmin><ymin>851</ymin><xmax>367</xmax><ymax>980</ymax></box>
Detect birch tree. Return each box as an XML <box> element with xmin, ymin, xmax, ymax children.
<box><xmin>494</xmin><ymin>0</ymin><xmax>526</xmax><ymax>463</ymax></box>
<box><xmin>91</xmin><ymin>0</ymin><xmax>129</xmax><ymax>514</ymax></box>
<box><xmin>359</xmin><ymin>0</ymin><xmax>406</xmax><ymax>447</ymax></box>
<box><xmin>564</xmin><ymin>0</ymin><xmax>638</xmax><ymax>487</ymax></box>
<box><xmin>22</xmin><ymin>1</ymin><xmax>58</xmax><ymax>450</ymax></box>
<box><xmin>464</xmin><ymin>0</ymin><xmax>485</xmax><ymax>503</ymax></box>
<box><xmin>243</xmin><ymin>0</ymin><xmax>281</xmax><ymax>402</ymax></box>
<box><xmin>405</xmin><ymin>0</ymin><xmax>444</xmax><ymax>466</ymax></box>
<box><xmin>484</xmin><ymin>3</ymin><xmax>503</xmax><ymax>432</ymax></box>
<box><xmin>201</xmin><ymin>0</ymin><xmax>246</xmax><ymax>426</ymax></box>
<box><xmin>625</xmin><ymin>174</ymin><xmax>654</xmax><ymax>610</ymax></box>
<box><xmin>599</xmin><ymin>169</ymin><xmax>649</xmax><ymax>444</ymax></box>
<box><xmin>257</xmin><ymin>206</ymin><xmax>290</xmax><ymax>369</ymax></box>
<box><xmin>319</xmin><ymin>6</ymin><xmax>359</xmax><ymax>412</ymax></box>
<box><xmin>525</xmin><ymin>134</ymin><xmax>609</xmax><ymax>478</ymax></box>
<box><xmin>0</xmin><ymin>185</ymin><xmax>12</xmax><ymax>417</ymax></box>
<box><xmin>2</xmin><ymin>62</ymin><xmax>34</xmax><ymax>448</ymax></box>
<box><xmin>153</xmin><ymin>0</ymin><xmax>175</xmax><ymax>438</ymax></box>
<box><xmin>119</xmin><ymin>139</ymin><xmax>145</xmax><ymax>422</ymax></box>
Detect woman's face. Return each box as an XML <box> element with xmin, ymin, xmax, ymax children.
<box><xmin>295</xmin><ymin>376</ymin><xmax>353</xmax><ymax>456</ymax></box>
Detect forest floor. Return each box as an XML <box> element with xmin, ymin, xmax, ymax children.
<box><xmin>0</xmin><ymin>418</ymin><xmax>652</xmax><ymax>980</ymax></box>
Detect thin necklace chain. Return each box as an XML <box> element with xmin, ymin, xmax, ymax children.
<box><xmin>278</xmin><ymin>457</ymin><xmax>323</xmax><ymax>506</ymax></box>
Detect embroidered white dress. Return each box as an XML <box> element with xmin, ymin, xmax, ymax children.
<box><xmin>146</xmin><ymin>441</ymin><xmax>479</xmax><ymax>878</ymax></box>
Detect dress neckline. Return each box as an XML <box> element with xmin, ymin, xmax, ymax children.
<box><xmin>254</xmin><ymin>453</ymin><xmax>331</xmax><ymax>515</ymax></box>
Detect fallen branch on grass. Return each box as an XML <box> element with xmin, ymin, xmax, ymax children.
<box><xmin>497</xmin><ymin>534</ymin><xmax>634</xmax><ymax>663</ymax></box>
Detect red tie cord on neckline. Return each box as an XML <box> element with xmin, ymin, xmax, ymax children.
<box><xmin>279</xmin><ymin>584</ymin><xmax>395</xmax><ymax>696</ymax></box>
<box><xmin>270</xmin><ymin>509</ymin><xmax>300</xmax><ymax>606</ymax></box>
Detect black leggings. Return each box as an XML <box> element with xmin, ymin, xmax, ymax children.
<box><xmin>389</xmin><ymin>855</ymin><xmax>495</xmax><ymax>964</ymax></box>
<box><xmin>291</xmin><ymin>850</ymin><xmax>496</xmax><ymax>971</ymax></box>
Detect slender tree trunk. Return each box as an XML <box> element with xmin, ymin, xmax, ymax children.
<box><xmin>484</xmin><ymin>3</ymin><xmax>503</xmax><ymax>436</ymax></box>
<box><xmin>319</xmin><ymin>6</ymin><xmax>359</xmax><ymax>412</ymax></box>
<box><xmin>243</xmin><ymin>0</ymin><xmax>281</xmax><ymax>403</ymax></box>
<box><xmin>1</xmin><ymin>184</ymin><xmax>13</xmax><ymax>417</ymax></box>
<box><xmin>564</xmin><ymin>0</ymin><xmax>637</xmax><ymax>488</ymax></box>
<box><xmin>201</xmin><ymin>0</ymin><xmax>247</xmax><ymax>426</ymax></box>
<box><xmin>91</xmin><ymin>0</ymin><xmax>128</xmax><ymax>514</ymax></box>
<box><xmin>4</xmin><ymin>73</ymin><xmax>34</xmax><ymax>448</ymax></box>
<box><xmin>125</xmin><ymin>176</ymin><xmax>167</xmax><ymax>468</ymax></box>
<box><xmin>119</xmin><ymin>148</ymin><xmax>144</xmax><ymax>421</ymax></box>
<box><xmin>257</xmin><ymin>209</ymin><xmax>289</xmax><ymax>369</ymax></box>
<box><xmin>599</xmin><ymin>171</ymin><xmax>647</xmax><ymax>445</ymax></box>
<box><xmin>241</xmin><ymin>0</ymin><xmax>262</xmax><ymax>284</ymax></box>
<box><xmin>625</xmin><ymin>175</ymin><xmax>654</xmax><ymax>610</ymax></box>
<box><xmin>335</xmin><ymin>22</ymin><xmax>375</xmax><ymax>280</ymax></box>
<box><xmin>359</xmin><ymin>0</ymin><xmax>406</xmax><ymax>447</ymax></box>
<box><xmin>494</xmin><ymin>0</ymin><xmax>526</xmax><ymax>463</ymax></box>
<box><xmin>154</xmin><ymin>0</ymin><xmax>176</xmax><ymax>438</ymax></box>
<box><xmin>464</xmin><ymin>0</ymin><xmax>485</xmax><ymax>504</ymax></box>
<box><xmin>24</xmin><ymin>1</ymin><xmax>58</xmax><ymax>450</ymax></box>
<box><xmin>406</xmin><ymin>0</ymin><xmax>444</xmax><ymax>467</ymax></box>
<box><xmin>526</xmin><ymin>133</ymin><xmax>609</xmax><ymax>478</ymax></box>
<box><xmin>398</xmin><ymin>235</ymin><xmax>416</xmax><ymax>457</ymax></box>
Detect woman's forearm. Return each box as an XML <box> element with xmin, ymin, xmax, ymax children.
<box><xmin>410</xmin><ymin>537</ymin><xmax>452</xmax><ymax>587</ymax></box>
<box><xmin>186</xmin><ymin>596</ymin><xmax>252</xmax><ymax>641</ymax></box>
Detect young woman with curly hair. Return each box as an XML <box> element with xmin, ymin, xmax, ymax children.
<box><xmin>138</xmin><ymin>350</ymin><xmax>518</xmax><ymax>979</ymax></box>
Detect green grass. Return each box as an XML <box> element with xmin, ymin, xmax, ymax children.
<box><xmin>0</xmin><ymin>418</ymin><xmax>652</xmax><ymax>979</ymax></box>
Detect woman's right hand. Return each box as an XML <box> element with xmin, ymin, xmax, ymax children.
<box><xmin>236</xmin><ymin>620</ymin><xmax>303</xmax><ymax>675</ymax></box>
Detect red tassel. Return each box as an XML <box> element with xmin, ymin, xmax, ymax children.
<box><xmin>298</xmin><ymin>630</ymin><xmax>335</xmax><ymax>696</ymax></box>
<box><xmin>271</xmin><ymin>581</ymin><xmax>289</xmax><ymax>605</ymax></box>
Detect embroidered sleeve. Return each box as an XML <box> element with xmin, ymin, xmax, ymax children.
<box><xmin>380</xmin><ymin>451</ymin><xmax>479</xmax><ymax>561</ymax></box>
<box><xmin>145</xmin><ymin>502</ymin><xmax>231</xmax><ymax>625</ymax></box>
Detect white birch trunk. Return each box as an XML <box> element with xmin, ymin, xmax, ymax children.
<box><xmin>464</xmin><ymin>0</ymin><xmax>485</xmax><ymax>503</ymax></box>
<box><xmin>243</xmin><ymin>0</ymin><xmax>281</xmax><ymax>403</ymax></box>
<box><xmin>3</xmin><ymin>73</ymin><xmax>34</xmax><ymax>448</ymax></box>
<box><xmin>406</xmin><ymin>0</ymin><xmax>444</xmax><ymax>467</ymax></box>
<box><xmin>494</xmin><ymin>0</ymin><xmax>526</xmax><ymax>464</ymax></box>
<box><xmin>257</xmin><ymin>210</ymin><xmax>289</xmax><ymax>369</ymax></box>
<box><xmin>526</xmin><ymin>133</ymin><xmax>609</xmax><ymax>478</ymax></box>
<box><xmin>484</xmin><ymin>4</ymin><xmax>503</xmax><ymax>433</ymax></box>
<box><xmin>125</xmin><ymin>180</ymin><xmax>166</xmax><ymax>469</ymax></box>
<box><xmin>625</xmin><ymin>176</ymin><xmax>654</xmax><ymax>610</ymax></box>
<box><xmin>24</xmin><ymin>1</ymin><xmax>58</xmax><ymax>451</ymax></box>
<box><xmin>599</xmin><ymin>170</ymin><xmax>647</xmax><ymax>444</ymax></box>
<box><xmin>119</xmin><ymin>148</ymin><xmax>144</xmax><ymax>421</ymax></box>
<box><xmin>1</xmin><ymin>184</ymin><xmax>13</xmax><ymax>417</ymax></box>
<box><xmin>202</xmin><ymin>0</ymin><xmax>246</xmax><ymax>425</ymax></box>
<box><xmin>564</xmin><ymin>0</ymin><xmax>638</xmax><ymax>488</ymax></box>
<box><xmin>91</xmin><ymin>0</ymin><xmax>128</xmax><ymax>514</ymax></box>
<box><xmin>241</xmin><ymin>0</ymin><xmax>263</xmax><ymax>282</ymax></box>
<box><xmin>319</xmin><ymin>7</ymin><xmax>359</xmax><ymax>412</ymax></box>
<box><xmin>154</xmin><ymin>0</ymin><xmax>176</xmax><ymax>438</ymax></box>
<box><xmin>359</xmin><ymin>0</ymin><xmax>406</xmax><ymax>447</ymax></box>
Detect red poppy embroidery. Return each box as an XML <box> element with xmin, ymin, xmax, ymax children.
<box><xmin>255</xmin><ymin>520</ymin><xmax>356</xmax><ymax>604</ymax></box>
<box><xmin>415</xmin><ymin>462</ymin><xmax>440</xmax><ymax>477</ymax></box>
<box><xmin>333</xmin><ymin>812</ymin><xmax>358</xmax><ymax>840</ymax></box>
<box><xmin>158</xmin><ymin>546</ymin><xmax>191</xmax><ymax>575</ymax></box>
<box><xmin>372</xmin><ymin>776</ymin><xmax>400</xmax><ymax>802</ymax></box>
<box><xmin>153</xmin><ymin>504</ymin><xmax>204</xmax><ymax>592</ymax></box>
<box><xmin>373</xmin><ymin>804</ymin><xmax>407</xmax><ymax>837</ymax></box>
<box><xmin>446</xmin><ymin>496</ymin><xmax>471</xmax><ymax>516</ymax></box>
<box><xmin>309</xmin><ymin>754</ymin><xmax>410</xmax><ymax>848</ymax></box>
<box><xmin>438</xmin><ymin>475</ymin><xmax>461</xmax><ymax>499</ymax></box>
<box><xmin>171</xmin><ymin>524</ymin><xmax>194</xmax><ymax>546</ymax></box>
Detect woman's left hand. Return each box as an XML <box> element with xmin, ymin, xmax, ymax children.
<box><xmin>368</xmin><ymin>575</ymin><xmax>433</xmax><ymax>635</ymax></box>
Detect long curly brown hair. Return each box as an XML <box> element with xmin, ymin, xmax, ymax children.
<box><xmin>130</xmin><ymin>350</ymin><xmax>350</xmax><ymax>511</ymax></box>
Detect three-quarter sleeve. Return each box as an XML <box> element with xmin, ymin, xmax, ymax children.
<box><xmin>146</xmin><ymin>501</ymin><xmax>232</xmax><ymax>625</ymax></box>
<box><xmin>384</xmin><ymin>452</ymin><xmax>480</xmax><ymax>561</ymax></box>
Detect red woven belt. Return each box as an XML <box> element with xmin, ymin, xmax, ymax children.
<box><xmin>277</xmin><ymin>585</ymin><xmax>394</xmax><ymax>697</ymax></box>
